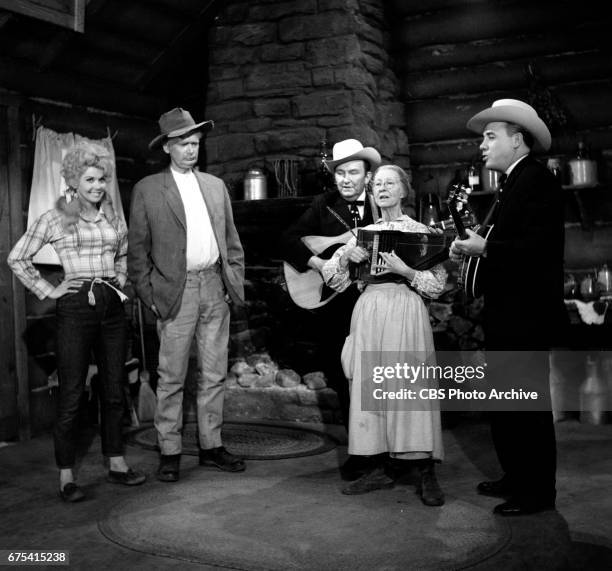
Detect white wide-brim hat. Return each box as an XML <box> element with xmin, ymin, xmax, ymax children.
<box><xmin>467</xmin><ymin>99</ymin><xmax>552</xmax><ymax>152</ymax></box>
<box><xmin>323</xmin><ymin>138</ymin><xmax>381</xmax><ymax>172</ymax></box>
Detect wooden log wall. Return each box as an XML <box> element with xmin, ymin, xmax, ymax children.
<box><xmin>386</xmin><ymin>0</ymin><xmax>612</xmax><ymax>196</ymax></box>
<box><xmin>0</xmin><ymin>93</ymin><xmax>161</xmax><ymax>438</ymax></box>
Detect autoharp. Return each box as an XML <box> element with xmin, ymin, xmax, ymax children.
<box><xmin>349</xmin><ymin>229</ymin><xmax>450</xmax><ymax>283</ymax></box>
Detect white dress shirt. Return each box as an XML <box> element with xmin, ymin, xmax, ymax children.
<box><xmin>171</xmin><ymin>167</ymin><xmax>219</xmax><ymax>270</ymax></box>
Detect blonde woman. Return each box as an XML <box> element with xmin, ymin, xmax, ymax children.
<box><xmin>8</xmin><ymin>142</ymin><xmax>145</xmax><ymax>502</ymax></box>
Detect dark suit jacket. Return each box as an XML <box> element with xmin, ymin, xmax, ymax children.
<box><xmin>128</xmin><ymin>168</ymin><xmax>245</xmax><ymax>320</ymax></box>
<box><xmin>282</xmin><ymin>191</ymin><xmax>375</xmax><ymax>272</ymax></box>
<box><xmin>482</xmin><ymin>155</ymin><xmax>566</xmax><ymax>349</ymax></box>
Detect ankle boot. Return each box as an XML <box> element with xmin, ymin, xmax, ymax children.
<box><xmin>418</xmin><ymin>460</ymin><xmax>445</xmax><ymax>506</ymax></box>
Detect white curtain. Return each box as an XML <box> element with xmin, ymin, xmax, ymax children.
<box><xmin>27</xmin><ymin>126</ymin><xmax>125</xmax><ymax>265</ymax></box>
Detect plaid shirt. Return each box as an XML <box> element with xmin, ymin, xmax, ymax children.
<box><xmin>7</xmin><ymin>207</ymin><xmax>128</xmax><ymax>300</ymax></box>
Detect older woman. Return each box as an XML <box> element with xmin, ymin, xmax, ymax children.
<box><xmin>8</xmin><ymin>141</ymin><xmax>145</xmax><ymax>502</ymax></box>
<box><xmin>322</xmin><ymin>164</ymin><xmax>446</xmax><ymax>505</ymax></box>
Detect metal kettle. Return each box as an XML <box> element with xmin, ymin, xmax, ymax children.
<box><xmin>243</xmin><ymin>165</ymin><xmax>267</xmax><ymax>200</ymax></box>
<box><xmin>597</xmin><ymin>263</ymin><xmax>612</xmax><ymax>296</ymax></box>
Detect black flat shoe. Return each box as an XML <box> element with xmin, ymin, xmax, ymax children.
<box><xmin>59</xmin><ymin>482</ymin><xmax>85</xmax><ymax>503</ymax></box>
<box><xmin>107</xmin><ymin>468</ymin><xmax>146</xmax><ymax>486</ymax></box>
<box><xmin>157</xmin><ymin>454</ymin><xmax>180</xmax><ymax>482</ymax></box>
<box><xmin>477</xmin><ymin>477</ymin><xmax>513</xmax><ymax>499</ymax></box>
<box><xmin>493</xmin><ymin>499</ymin><xmax>556</xmax><ymax>516</ymax></box>
<box><xmin>199</xmin><ymin>446</ymin><xmax>245</xmax><ymax>472</ymax></box>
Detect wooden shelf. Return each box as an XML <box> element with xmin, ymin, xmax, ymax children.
<box><xmin>562</xmin><ymin>183</ymin><xmax>606</xmax><ymax>190</ymax></box>
<box><xmin>564</xmin><ymin>184</ymin><xmax>612</xmax><ymax>230</ymax></box>
<box><xmin>466</xmin><ymin>190</ymin><xmax>496</xmax><ymax>196</ymax></box>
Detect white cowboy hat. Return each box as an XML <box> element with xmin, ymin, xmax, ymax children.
<box><xmin>466</xmin><ymin>99</ymin><xmax>552</xmax><ymax>152</ymax></box>
<box><xmin>149</xmin><ymin>107</ymin><xmax>214</xmax><ymax>150</ymax></box>
<box><xmin>323</xmin><ymin>139</ymin><xmax>381</xmax><ymax>172</ymax></box>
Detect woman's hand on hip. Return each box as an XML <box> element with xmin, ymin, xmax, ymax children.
<box><xmin>48</xmin><ymin>278</ymin><xmax>85</xmax><ymax>299</ymax></box>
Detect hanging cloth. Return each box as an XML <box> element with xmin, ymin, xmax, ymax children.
<box><xmin>27</xmin><ymin>126</ymin><xmax>125</xmax><ymax>265</ymax></box>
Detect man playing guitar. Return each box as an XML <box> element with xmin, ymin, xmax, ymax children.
<box><xmin>282</xmin><ymin>139</ymin><xmax>381</xmax><ymax>481</ymax></box>
<box><xmin>449</xmin><ymin>99</ymin><xmax>566</xmax><ymax>517</ymax></box>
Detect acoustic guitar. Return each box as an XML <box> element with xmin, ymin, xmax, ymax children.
<box><xmin>446</xmin><ymin>184</ymin><xmax>494</xmax><ymax>299</ymax></box>
<box><xmin>283</xmin><ymin>215</ymin><xmax>469</xmax><ymax>310</ymax></box>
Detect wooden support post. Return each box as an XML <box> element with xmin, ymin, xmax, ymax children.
<box><xmin>7</xmin><ymin>105</ymin><xmax>30</xmax><ymax>440</ymax></box>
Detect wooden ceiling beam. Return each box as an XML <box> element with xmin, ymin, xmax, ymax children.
<box><xmin>134</xmin><ymin>0</ymin><xmax>222</xmax><ymax>91</ymax></box>
<box><xmin>0</xmin><ymin>9</ymin><xmax>12</xmax><ymax>28</ymax></box>
<box><xmin>62</xmin><ymin>52</ymin><xmax>151</xmax><ymax>86</ymax></box>
<box><xmin>92</xmin><ymin>0</ymin><xmax>188</xmax><ymax>44</ymax></box>
<box><xmin>37</xmin><ymin>0</ymin><xmax>110</xmax><ymax>70</ymax></box>
<box><xmin>0</xmin><ymin>0</ymin><xmax>87</xmax><ymax>32</ymax></box>
<box><xmin>0</xmin><ymin>54</ymin><xmax>164</xmax><ymax>118</ymax></box>
<box><xmin>81</xmin><ymin>27</ymin><xmax>164</xmax><ymax>64</ymax></box>
<box><xmin>38</xmin><ymin>30</ymin><xmax>73</xmax><ymax>70</ymax></box>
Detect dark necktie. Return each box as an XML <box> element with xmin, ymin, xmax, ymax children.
<box><xmin>347</xmin><ymin>200</ymin><xmax>364</xmax><ymax>227</ymax></box>
<box><xmin>497</xmin><ymin>173</ymin><xmax>507</xmax><ymax>191</ymax></box>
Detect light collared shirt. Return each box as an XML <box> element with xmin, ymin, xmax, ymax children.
<box><xmin>8</xmin><ymin>207</ymin><xmax>127</xmax><ymax>299</ymax></box>
<box><xmin>171</xmin><ymin>167</ymin><xmax>219</xmax><ymax>270</ymax></box>
<box><xmin>503</xmin><ymin>154</ymin><xmax>529</xmax><ymax>183</ymax></box>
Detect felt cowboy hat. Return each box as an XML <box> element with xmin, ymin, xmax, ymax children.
<box><xmin>323</xmin><ymin>138</ymin><xmax>382</xmax><ymax>172</ymax></box>
<box><xmin>149</xmin><ymin>107</ymin><xmax>214</xmax><ymax>150</ymax></box>
<box><xmin>466</xmin><ymin>99</ymin><xmax>552</xmax><ymax>152</ymax></box>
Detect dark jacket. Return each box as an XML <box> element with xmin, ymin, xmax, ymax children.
<box><xmin>482</xmin><ymin>155</ymin><xmax>566</xmax><ymax>349</ymax></box>
<box><xmin>282</xmin><ymin>191</ymin><xmax>375</xmax><ymax>272</ymax></box>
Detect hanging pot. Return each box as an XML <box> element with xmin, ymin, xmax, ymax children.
<box><xmin>568</xmin><ymin>159</ymin><xmax>598</xmax><ymax>187</ymax></box>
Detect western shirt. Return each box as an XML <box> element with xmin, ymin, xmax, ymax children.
<box><xmin>8</xmin><ymin>207</ymin><xmax>127</xmax><ymax>299</ymax></box>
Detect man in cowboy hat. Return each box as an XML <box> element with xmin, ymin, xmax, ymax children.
<box><xmin>282</xmin><ymin>138</ymin><xmax>381</xmax><ymax>480</ymax></box>
<box><xmin>128</xmin><ymin>107</ymin><xmax>246</xmax><ymax>482</ymax></box>
<box><xmin>450</xmin><ymin>99</ymin><xmax>566</xmax><ymax>516</ymax></box>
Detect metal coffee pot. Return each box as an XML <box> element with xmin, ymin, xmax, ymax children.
<box><xmin>243</xmin><ymin>165</ymin><xmax>267</xmax><ymax>200</ymax></box>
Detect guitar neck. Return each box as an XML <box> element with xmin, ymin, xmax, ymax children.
<box><xmin>447</xmin><ymin>202</ymin><xmax>469</xmax><ymax>239</ymax></box>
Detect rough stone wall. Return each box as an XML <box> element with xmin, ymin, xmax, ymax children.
<box><xmin>205</xmin><ymin>0</ymin><xmax>409</xmax><ymax>198</ymax></box>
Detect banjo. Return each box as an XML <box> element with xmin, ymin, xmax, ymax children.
<box><xmin>446</xmin><ymin>184</ymin><xmax>495</xmax><ymax>300</ymax></box>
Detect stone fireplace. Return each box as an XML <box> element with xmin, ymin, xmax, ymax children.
<box><xmin>203</xmin><ymin>0</ymin><xmax>410</xmax><ymax>198</ymax></box>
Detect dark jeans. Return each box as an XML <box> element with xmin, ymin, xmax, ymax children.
<box><xmin>54</xmin><ymin>281</ymin><xmax>127</xmax><ymax>468</ymax></box>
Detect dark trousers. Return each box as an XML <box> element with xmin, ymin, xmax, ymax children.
<box><xmin>490</xmin><ymin>410</ymin><xmax>557</xmax><ymax>505</ymax></box>
<box><xmin>486</xmin><ymin>349</ymin><xmax>557</xmax><ymax>505</ymax></box>
<box><xmin>54</xmin><ymin>281</ymin><xmax>127</xmax><ymax>468</ymax></box>
<box><xmin>317</xmin><ymin>284</ymin><xmax>360</xmax><ymax>431</ymax></box>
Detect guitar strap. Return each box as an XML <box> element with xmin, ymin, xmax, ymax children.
<box><xmin>367</xmin><ymin>191</ymin><xmax>381</xmax><ymax>222</ymax></box>
<box><xmin>326</xmin><ymin>206</ymin><xmax>358</xmax><ymax>237</ymax></box>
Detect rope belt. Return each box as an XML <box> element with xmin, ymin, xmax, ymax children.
<box><xmin>87</xmin><ymin>278</ymin><xmax>129</xmax><ymax>306</ymax></box>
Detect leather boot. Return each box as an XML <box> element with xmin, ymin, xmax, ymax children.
<box><xmin>341</xmin><ymin>465</ymin><xmax>394</xmax><ymax>495</ymax></box>
<box><xmin>418</xmin><ymin>460</ymin><xmax>445</xmax><ymax>506</ymax></box>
